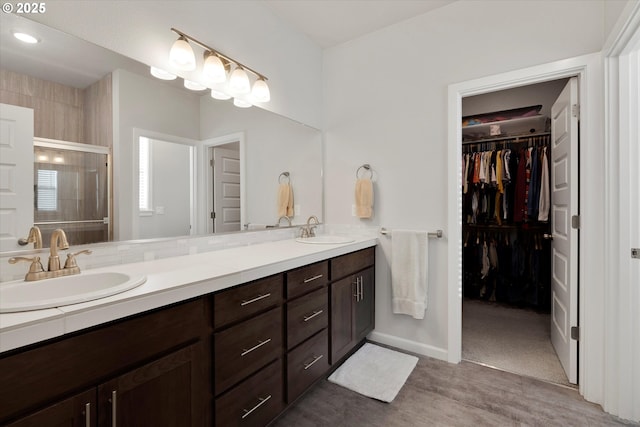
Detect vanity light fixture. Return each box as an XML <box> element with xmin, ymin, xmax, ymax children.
<box><xmin>211</xmin><ymin>90</ymin><xmax>231</xmax><ymax>100</ymax></box>
<box><xmin>166</xmin><ymin>28</ymin><xmax>270</xmax><ymax>106</ymax></box>
<box><xmin>203</xmin><ymin>52</ymin><xmax>227</xmax><ymax>83</ymax></box>
<box><xmin>13</xmin><ymin>31</ymin><xmax>39</xmax><ymax>44</ymax></box>
<box><xmin>184</xmin><ymin>79</ymin><xmax>207</xmax><ymax>91</ymax></box>
<box><xmin>150</xmin><ymin>66</ymin><xmax>177</xmax><ymax>80</ymax></box>
<box><xmin>169</xmin><ymin>35</ymin><xmax>196</xmax><ymax>71</ymax></box>
<box><xmin>233</xmin><ymin>98</ymin><xmax>252</xmax><ymax>108</ymax></box>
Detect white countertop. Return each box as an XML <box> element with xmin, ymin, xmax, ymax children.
<box><xmin>0</xmin><ymin>236</ymin><xmax>377</xmax><ymax>354</ymax></box>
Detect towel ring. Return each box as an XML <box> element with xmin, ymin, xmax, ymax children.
<box><xmin>356</xmin><ymin>164</ymin><xmax>373</xmax><ymax>179</ymax></box>
<box><xmin>278</xmin><ymin>172</ymin><xmax>290</xmax><ymax>184</ymax></box>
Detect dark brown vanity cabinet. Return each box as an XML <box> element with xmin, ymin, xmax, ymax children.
<box><xmin>330</xmin><ymin>247</ymin><xmax>375</xmax><ymax>364</ymax></box>
<box><xmin>0</xmin><ymin>299</ymin><xmax>208</xmax><ymax>426</ymax></box>
<box><xmin>212</xmin><ymin>275</ymin><xmax>285</xmax><ymax>427</ymax></box>
<box><xmin>0</xmin><ymin>246</ymin><xmax>376</xmax><ymax>427</ymax></box>
<box><xmin>285</xmin><ymin>262</ymin><xmax>330</xmax><ymax>404</ymax></box>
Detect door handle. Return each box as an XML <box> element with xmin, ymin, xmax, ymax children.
<box><xmin>110</xmin><ymin>390</ymin><xmax>117</xmax><ymax>427</ymax></box>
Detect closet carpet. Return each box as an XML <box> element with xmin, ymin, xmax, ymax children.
<box><xmin>462</xmin><ymin>299</ymin><xmax>569</xmax><ymax>386</ymax></box>
<box><xmin>273</xmin><ymin>351</ymin><xmax>635</xmax><ymax>426</ymax></box>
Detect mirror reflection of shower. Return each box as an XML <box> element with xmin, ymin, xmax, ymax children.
<box><xmin>33</xmin><ymin>139</ymin><xmax>110</xmax><ymax>247</ymax></box>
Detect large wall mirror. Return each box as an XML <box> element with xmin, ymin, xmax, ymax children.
<box><xmin>0</xmin><ymin>13</ymin><xmax>322</xmax><ymax>252</ymax></box>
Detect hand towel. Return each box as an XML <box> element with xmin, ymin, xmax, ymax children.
<box><xmin>391</xmin><ymin>229</ymin><xmax>429</xmax><ymax>319</ymax></box>
<box><xmin>277</xmin><ymin>183</ymin><xmax>294</xmax><ymax>217</ymax></box>
<box><xmin>355</xmin><ymin>178</ymin><xmax>373</xmax><ymax>218</ymax></box>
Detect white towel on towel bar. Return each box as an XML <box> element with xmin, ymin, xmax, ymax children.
<box><xmin>391</xmin><ymin>229</ymin><xmax>429</xmax><ymax>319</ymax></box>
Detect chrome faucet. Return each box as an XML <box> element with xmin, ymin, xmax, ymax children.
<box><xmin>276</xmin><ymin>216</ymin><xmax>292</xmax><ymax>227</ymax></box>
<box><xmin>9</xmin><ymin>228</ymin><xmax>92</xmax><ymax>281</ymax></box>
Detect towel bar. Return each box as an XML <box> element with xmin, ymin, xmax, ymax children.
<box><xmin>379</xmin><ymin>228</ymin><xmax>443</xmax><ymax>239</ymax></box>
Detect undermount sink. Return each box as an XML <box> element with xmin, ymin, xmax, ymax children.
<box><xmin>295</xmin><ymin>235</ymin><xmax>355</xmax><ymax>245</ymax></box>
<box><xmin>0</xmin><ymin>272</ymin><xmax>147</xmax><ymax>313</ymax></box>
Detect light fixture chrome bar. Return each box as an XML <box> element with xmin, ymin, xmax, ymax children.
<box><xmin>170</xmin><ymin>28</ymin><xmax>267</xmax><ymax>81</ymax></box>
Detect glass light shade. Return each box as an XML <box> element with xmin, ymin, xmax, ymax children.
<box><xmin>169</xmin><ymin>36</ymin><xmax>196</xmax><ymax>71</ymax></box>
<box><xmin>229</xmin><ymin>67</ymin><xmax>251</xmax><ymax>94</ymax></box>
<box><xmin>211</xmin><ymin>89</ymin><xmax>231</xmax><ymax>100</ymax></box>
<box><xmin>233</xmin><ymin>97</ymin><xmax>252</xmax><ymax>108</ymax></box>
<box><xmin>150</xmin><ymin>66</ymin><xmax>177</xmax><ymax>80</ymax></box>
<box><xmin>13</xmin><ymin>32</ymin><xmax>39</xmax><ymax>44</ymax></box>
<box><xmin>184</xmin><ymin>80</ymin><xmax>207</xmax><ymax>91</ymax></box>
<box><xmin>203</xmin><ymin>53</ymin><xmax>227</xmax><ymax>83</ymax></box>
<box><xmin>251</xmin><ymin>78</ymin><xmax>270</xmax><ymax>102</ymax></box>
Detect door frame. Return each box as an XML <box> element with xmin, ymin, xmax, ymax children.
<box><xmin>447</xmin><ymin>53</ymin><xmax>604</xmax><ymax>402</ymax></box>
<box><xmin>200</xmin><ymin>132</ymin><xmax>245</xmax><ymax>234</ymax></box>
<box><xmin>131</xmin><ymin>128</ymin><xmax>198</xmax><ymax>239</ymax></box>
<box><xmin>602</xmin><ymin>1</ymin><xmax>640</xmax><ymax>421</ymax></box>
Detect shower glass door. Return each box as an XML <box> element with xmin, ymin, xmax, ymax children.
<box><xmin>34</xmin><ymin>140</ymin><xmax>110</xmax><ymax>247</ymax></box>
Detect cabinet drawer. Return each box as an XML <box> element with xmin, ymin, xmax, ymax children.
<box><xmin>214</xmin><ymin>274</ymin><xmax>283</xmax><ymax>329</ymax></box>
<box><xmin>287</xmin><ymin>287</ymin><xmax>328</xmax><ymax>350</ymax></box>
<box><xmin>215</xmin><ymin>359</ymin><xmax>283</xmax><ymax>427</ymax></box>
<box><xmin>214</xmin><ymin>307</ymin><xmax>283</xmax><ymax>395</ymax></box>
<box><xmin>286</xmin><ymin>261</ymin><xmax>328</xmax><ymax>299</ymax></box>
<box><xmin>287</xmin><ymin>329</ymin><xmax>329</xmax><ymax>403</ymax></box>
<box><xmin>330</xmin><ymin>247</ymin><xmax>375</xmax><ymax>280</ymax></box>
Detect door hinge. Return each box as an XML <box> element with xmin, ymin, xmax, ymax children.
<box><xmin>571</xmin><ymin>326</ymin><xmax>580</xmax><ymax>341</ymax></box>
<box><xmin>571</xmin><ymin>215</ymin><xmax>580</xmax><ymax>230</ymax></box>
<box><xmin>210</xmin><ymin>159</ymin><xmax>214</xmax><ymax>167</ymax></box>
<box><xmin>572</xmin><ymin>104</ymin><xmax>580</xmax><ymax>119</ymax></box>
<box><xmin>210</xmin><ymin>212</ymin><xmax>215</xmax><ymax>219</ymax></box>
<box><xmin>632</xmin><ymin>248</ymin><xmax>640</xmax><ymax>259</ymax></box>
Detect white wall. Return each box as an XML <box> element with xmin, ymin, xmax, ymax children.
<box><xmin>113</xmin><ymin>68</ymin><xmax>200</xmax><ymax>240</ymax></box>
<box><xmin>323</xmin><ymin>0</ymin><xmax>607</xmax><ymax>358</ymax></box>
<box><xmin>30</xmin><ymin>1</ymin><xmax>323</xmax><ymax>129</ymax></box>
<box><xmin>200</xmin><ymin>99</ymin><xmax>323</xmax><ymax>227</ymax></box>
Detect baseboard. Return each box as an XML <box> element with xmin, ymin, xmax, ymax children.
<box><xmin>368</xmin><ymin>331</ymin><xmax>448</xmax><ymax>362</ymax></box>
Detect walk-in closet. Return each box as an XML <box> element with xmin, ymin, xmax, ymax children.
<box><xmin>461</xmin><ymin>78</ymin><xmax>579</xmax><ymax>387</ymax></box>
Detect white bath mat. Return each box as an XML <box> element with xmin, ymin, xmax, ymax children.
<box><xmin>327</xmin><ymin>343</ymin><xmax>418</xmax><ymax>402</ymax></box>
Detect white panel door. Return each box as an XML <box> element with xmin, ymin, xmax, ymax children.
<box><xmin>550</xmin><ymin>77</ymin><xmax>579</xmax><ymax>384</ymax></box>
<box><xmin>0</xmin><ymin>104</ymin><xmax>34</xmax><ymax>252</ymax></box>
<box><xmin>212</xmin><ymin>147</ymin><xmax>241</xmax><ymax>233</ymax></box>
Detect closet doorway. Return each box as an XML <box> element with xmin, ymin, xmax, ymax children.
<box><xmin>460</xmin><ymin>77</ymin><xmax>579</xmax><ymax>387</ymax></box>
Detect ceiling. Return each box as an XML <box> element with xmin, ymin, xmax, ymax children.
<box><xmin>263</xmin><ymin>0</ymin><xmax>456</xmax><ymax>48</ymax></box>
<box><xmin>0</xmin><ymin>1</ymin><xmax>457</xmax><ymax>90</ymax></box>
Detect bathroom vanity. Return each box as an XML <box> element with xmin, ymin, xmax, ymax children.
<box><xmin>0</xmin><ymin>239</ymin><xmax>375</xmax><ymax>426</ymax></box>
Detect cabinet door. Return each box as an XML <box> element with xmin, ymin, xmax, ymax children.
<box><xmin>355</xmin><ymin>267</ymin><xmax>375</xmax><ymax>341</ymax></box>
<box><xmin>98</xmin><ymin>344</ymin><xmax>205</xmax><ymax>427</ymax></box>
<box><xmin>330</xmin><ymin>275</ymin><xmax>356</xmax><ymax>364</ymax></box>
<box><xmin>6</xmin><ymin>389</ymin><xmax>96</xmax><ymax>427</ymax></box>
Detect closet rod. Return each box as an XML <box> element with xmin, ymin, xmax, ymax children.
<box><xmin>462</xmin><ymin>131</ymin><xmax>550</xmax><ymax>145</ymax></box>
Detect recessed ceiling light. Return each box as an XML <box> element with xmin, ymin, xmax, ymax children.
<box><xmin>13</xmin><ymin>32</ymin><xmax>39</xmax><ymax>44</ymax></box>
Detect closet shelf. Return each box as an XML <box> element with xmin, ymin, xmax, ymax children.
<box><xmin>462</xmin><ymin>115</ymin><xmax>549</xmax><ymax>143</ymax></box>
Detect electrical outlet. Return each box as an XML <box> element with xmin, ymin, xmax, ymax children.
<box><xmin>294</xmin><ymin>204</ymin><xmax>301</xmax><ymax>216</ymax></box>
<box><xmin>352</xmin><ymin>204</ymin><xmax>356</xmax><ymax>216</ymax></box>
<box><xmin>156</xmin><ymin>206</ymin><xmax>165</xmax><ymax>215</ymax></box>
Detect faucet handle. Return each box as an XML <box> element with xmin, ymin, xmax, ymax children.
<box><xmin>9</xmin><ymin>256</ymin><xmax>45</xmax><ymax>274</ymax></box>
<box><xmin>64</xmin><ymin>250</ymin><xmax>93</xmax><ymax>269</ymax></box>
